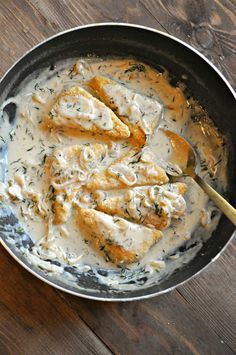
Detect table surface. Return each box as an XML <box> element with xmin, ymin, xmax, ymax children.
<box><xmin>0</xmin><ymin>1</ymin><xmax>235</xmax><ymax>354</ymax></box>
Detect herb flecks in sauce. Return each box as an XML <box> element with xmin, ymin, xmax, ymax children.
<box><xmin>125</xmin><ymin>63</ymin><xmax>146</xmax><ymax>73</ymax></box>
<box><xmin>1</xmin><ymin>57</ymin><xmax>228</xmax><ymax>290</ymax></box>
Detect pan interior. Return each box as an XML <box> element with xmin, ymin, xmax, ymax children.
<box><xmin>0</xmin><ymin>24</ymin><xmax>235</xmax><ymax>300</ymax></box>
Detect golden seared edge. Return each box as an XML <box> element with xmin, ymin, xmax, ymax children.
<box><xmin>45</xmin><ymin>143</ymin><xmax>107</xmax><ymax>224</ymax></box>
<box><xmin>45</xmin><ymin>86</ymin><xmax>130</xmax><ymax>139</ymax></box>
<box><xmin>94</xmin><ymin>182</ymin><xmax>187</xmax><ymax>230</ymax></box>
<box><xmin>88</xmin><ymin>76</ymin><xmax>147</xmax><ymax>145</ymax></box>
<box><xmin>77</xmin><ymin>208</ymin><xmax>163</xmax><ymax>265</ymax></box>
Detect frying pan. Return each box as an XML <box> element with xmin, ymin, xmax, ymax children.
<box><xmin>0</xmin><ymin>23</ymin><xmax>235</xmax><ymax>301</ymax></box>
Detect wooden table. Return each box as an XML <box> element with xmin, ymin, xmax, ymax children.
<box><xmin>0</xmin><ymin>1</ymin><xmax>235</xmax><ymax>354</ymax></box>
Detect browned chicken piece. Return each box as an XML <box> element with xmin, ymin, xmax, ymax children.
<box><xmin>45</xmin><ymin>86</ymin><xmax>130</xmax><ymax>139</ymax></box>
<box><xmin>45</xmin><ymin>143</ymin><xmax>108</xmax><ymax>224</ymax></box>
<box><xmin>94</xmin><ymin>182</ymin><xmax>187</xmax><ymax>230</ymax></box>
<box><xmin>88</xmin><ymin>76</ymin><xmax>163</xmax><ymax>145</ymax></box>
<box><xmin>86</xmin><ymin>147</ymin><xmax>169</xmax><ymax>191</ymax></box>
<box><xmin>77</xmin><ymin>208</ymin><xmax>163</xmax><ymax>265</ymax></box>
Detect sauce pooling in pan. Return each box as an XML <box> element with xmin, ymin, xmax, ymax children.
<box><xmin>0</xmin><ymin>58</ymin><xmax>228</xmax><ymax>288</ymax></box>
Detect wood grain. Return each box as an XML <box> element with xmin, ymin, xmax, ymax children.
<box><xmin>0</xmin><ymin>248</ymin><xmax>111</xmax><ymax>355</ymax></box>
<box><xmin>0</xmin><ymin>245</ymin><xmax>234</xmax><ymax>355</ymax></box>
<box><xmin>141</xmin><ymin>0</ymin><xmax>236</xmax><ymax>89</ymax></box>
<box><xmin>0</xmin><ymin>0</ymin><xmax>235</xmax><ymax>354</ymax></box>
<box><xmin>59</xmin><ymin>280</ymin><xmax>235</xmax><ymax>355</ymax></box>
<box><xmin>61</xmin><ymin>240</ymin><xmax>236</xmax><ymax>354</ymax></box>
<box><xmin>179</xmin><ymin>237</ymin><xmax>236</xmax><ymax>351</ymax></box>
<box><xmin>1</xmin><ymin>0</ymin><xmax>235</xmax><ymax>88</ymax></box>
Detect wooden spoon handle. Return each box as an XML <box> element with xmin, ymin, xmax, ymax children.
<box><xmin>195</xmin><ymin>174</ymin><xmax>236</xmax><ymax>226</ymax></box>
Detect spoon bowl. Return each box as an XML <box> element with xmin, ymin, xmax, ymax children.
<box><xmin>161</xmin><ymin>128</ymin><xmax>236</xmax><ymax>226</ymax></box>
<box><xmin>159</xmin><ymin>128</ymin><xmax>197</xmax><ymax>177</ymax></box>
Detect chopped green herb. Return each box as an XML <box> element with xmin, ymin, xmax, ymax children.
<box><xmin>106</xmin><ymin>238</ymin><xmax>113</xmax><ymax>245</ymax></box>
<box><xmin>47</xmin><ymin>87</ymin><xmax>55</xmax><ymax>94</ymax></box>
<box><xmin>42</xmin><ymin>154</ymin><xmax>47</xmax><ymax>165</ymax></box>
<box><xmin>214</xmin><ymin>159</ymin><xmax>222</xmax><ymax>167</ymax></box>
<box><xmin>22</xmin><ymin>166</ymin><xmax>27</xmax><ymax>174</ymax></box>
<box><xmin>20</xmin><ymin>206</ymin><xmax>24</xmax><ymax>217</ymax></box>
<box><xmin>10</xmin><ymin>158</ymin><xmax>21</xmax><ymax>165</ymax></box>
<box><xmin>125</xmin><ymin>63</ymin><xmax>146</xmax><ymax>73</ymax></box>
<box><xmin>128</xmin><ymin>154</ymin><xmax>142</xmax><ymax>165</ymax></box>
<box><xmin>49</xmin><ymin>111</ymin><xmax>55</xmax><ymax>119</ymax></box>
<box><xmin>68</xmin><ymin>67</ymin><xmax>76</xmax><ymax>79</ymax></box>
<box><xmin>113</xmin><ymin>218</ymin><xmax>120</xmax><ymax>223</ymax></box>
<box><xmin>100</xmin><ymin>153</ymin><xmax>106</xmax><ymax>161</ymax></box>
<box><xmin>9</xmin><ymin>130</ymin><xmax>15</xmax><ymax>141</ymax></box>
<box><xmin>34</xmin><ymin>83</ymin><xmax>40</xmax><ymax>90</ymax></box>
<box><xmin>15</xmin><ymin>226</ymin><xmax>24</xmax><ymax>234</ymax></box>
<box><xmin>125</xmin><ymin>208</ymin><xmax>132</xmax><ymax>218</ymax></box>
<box><xmin>34</xmin><ymin>83</ymin><xmax>45</xmax><ymax>92</ymax></box>
<box><xmin>154</xmin><ymin>203</ymin><xmax>163</xmax><ymax>217</ymax></box>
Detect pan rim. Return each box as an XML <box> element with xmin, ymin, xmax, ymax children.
<box><xmin>0</xmin><ymin>22</ymin><xmax>235</xmax><ymax>301</ymax></box>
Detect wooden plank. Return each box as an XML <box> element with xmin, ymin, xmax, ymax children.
<box><xmin>0</xmin><ymin>0</ymin><xmax>164</xmax><ymax>76</ymax></box>
<box><xmin>178</xmin><ymin>237</ymin><xmax>236</xmax><ymax>352</ymax></box>
<box><xmin>57</xmin><ymin>239</ymin><xmax>236</xmax><ymax>354</ymax></box>
<box><xmin>58</xmin><ymin>278</ymin><xmax>234</xmax><ymax>355</ymax></box>
<box><xmin>0</xmin><ymin>247</ymin><xmax>111</xmax><ymax>355</ymax></box>
<box><xmin>1</xmin><ymin>0</ymin><xmax>235</xmax><ymax>88</ymax></box>
<box><xmin>140</xmin><ymin>0</ymin><xmax>236</xmax><ymax>89</ymax></box>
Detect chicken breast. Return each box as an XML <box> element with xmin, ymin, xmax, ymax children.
<box><xmin>45</xmin><ymin>143</ymin><xmax>108</xmax><ymax>224</ymax></box>
<box><xmin>88</xmin><ymin>76</ymin><xmax>163</xmax><ymax>145</ymax></box>
<box><xmin>86</xmin><ymin>147</ymin><xmax>169</xmax><ymax>190</ymax></box>
<box><xmin>46</xmin><ymin>86</ymin><xmax>130</xmax><ymax>139</ymax></box>
<box><xmin>94</xmin><ymin>182</ymin><xmax>187</xmax><ymax>230</ymax></box>
<box><xmin>77</xmin><ymin>208</ymin><xmax>163</xmax><ymax>265</ymax></box>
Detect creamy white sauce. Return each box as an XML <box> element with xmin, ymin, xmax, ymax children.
<box><xmin>0</xmin><ymin>58</ymin><xmax>228</xmax><ymax>290</ymax></box>
<box><xmin>89</xmin><ymin>209</ymin><xmax>159</xmax><ymax>255</ymax></box>
<box><xmin>108</xmin><ymin>164</ymin><xmax>137</xmax><ymax>186</ymax></box>
<box><xmin>104</xmin><ymin>83</ymin><xmax>162</xmax><ymax>134</ymax></box>
<box><xmin>54</xmin><ymin>91</ymin><xmax>114</xmax><ymax>131</ymax></box>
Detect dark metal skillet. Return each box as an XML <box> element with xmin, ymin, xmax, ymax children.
<box><xmin>0</xmin><ymin>23</ymin><xmax>235</xmax><ymax>301</ymax></box>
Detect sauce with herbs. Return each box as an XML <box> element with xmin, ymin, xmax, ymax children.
<box><xmin>0</xmin><ymin>58</ymin><xmax>228</xmax><ymax>289</ymax></box>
